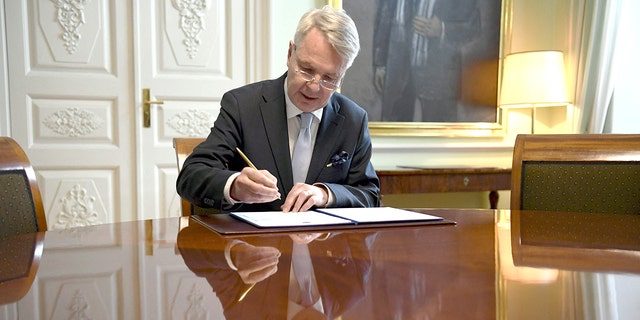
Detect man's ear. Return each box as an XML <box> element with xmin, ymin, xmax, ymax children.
<box><xmin>287</xmin><ymin>41</ymin><xmax>294</xmax><ymax>60</ymax></box>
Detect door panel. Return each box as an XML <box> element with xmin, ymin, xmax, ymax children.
<box><xmin>6</xmin><ymin>0</ymin><xmax>135</xmax><ymax>228</ymax></box>
<box><xmin>1</xmin><ymin>3</ymin><xmax>285</xmax><ymax>317</ymax></box>
<box><xmin>134</xmin><ymin>0</ymin><xmax>248</xmax><ymax>219</ymax></box>
<box><xmin>6</xmin><ymin>0</ymin><xmax>267</xmax><ymax>226</ymax></box>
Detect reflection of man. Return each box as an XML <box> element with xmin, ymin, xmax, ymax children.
<box><xmin>373</xmin><ymin>0</ymin><xmax>481</xmax><ymax>122</ymax></box>
<box><xmin>177</xmin><ymin>223</ymin><xmax>376</xmax><ymax>319</ymax></box>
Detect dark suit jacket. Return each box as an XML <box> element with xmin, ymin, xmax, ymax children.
<box><xmin>176</xmin><ymin>73</ymin><xmax>380</xmax><ymax>212</ymax></box>
<box><xmin>177</xmin><ymin>225</ymin><xmax>376</xmax><ymax>319</ymax></box>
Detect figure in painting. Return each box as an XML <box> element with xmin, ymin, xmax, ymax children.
<box><xmin>373</xmin><ymin>0</ymin><xmax>491</xmax><ymax>122</ymax></box>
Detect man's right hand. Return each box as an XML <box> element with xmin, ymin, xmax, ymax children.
<box><xmin>230</xmin><ymin>167</ymin><xmax>281</xmax><ymax>203</ymax></box>
<box><xmin>231</xmin><ymin>242</ymin><xmax>281</xmax><ymax>284</ymax></box>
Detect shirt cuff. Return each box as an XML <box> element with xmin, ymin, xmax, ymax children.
<box><xmin>313</xmin><ymin>183</ymin><xmax>335</xmax><ymax>207</ymax></box>
<box><xmin>224</xmin><ymin>172</ymin><xmax>242</xmax><ymax>205</ymax></box>
<box><xmin>224</xmin><ymin>240</ymin><xmax>244</xmax><ymax>271</ymax></box>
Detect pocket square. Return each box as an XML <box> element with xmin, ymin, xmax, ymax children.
<box><xmin>326</xmin><ymin>151</ymin><xmax>349</xmax><ymax>167</ymax></box>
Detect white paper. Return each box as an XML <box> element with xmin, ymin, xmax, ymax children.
<box><xmin>317</xmin><ymin>207</ymin><xmax>443</xmax><ymax>224</ymax></box>
<box><xmin>229</xmin><ymin>210</ymin><xmax>351</xmax><ymax>228</ymax></box>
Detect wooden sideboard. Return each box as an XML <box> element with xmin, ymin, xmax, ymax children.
<box><xmin>375</xmin><ymin>167</ymin><xmax>512</xmax><ymax>209</ymax></box>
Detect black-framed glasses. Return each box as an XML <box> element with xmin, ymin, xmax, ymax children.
<box><xmin>295</xmin><ymin>68</ymin><xmax>342</xmax><ymax>91</ymax></box>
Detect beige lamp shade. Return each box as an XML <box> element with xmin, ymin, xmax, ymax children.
<box><xmin>500</xmin><ymin>51</ymin><xmax>569</xmax><ymax>107</ymax></box>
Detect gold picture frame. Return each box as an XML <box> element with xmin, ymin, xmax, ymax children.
<box><xmin>331</xmin><ymin>0</ymin><xmax>512</xmax><ymax>137</ymax></box>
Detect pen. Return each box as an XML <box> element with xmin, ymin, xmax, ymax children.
<box><xmin>236</xmin><ymin>147</ymin><xmax>281</xmax><ymax>200</ymax></box>
<box><xmin>236</xmin><ymin>147</ymin><xmax>258</xmax><ymax>170</ymax></box>
<box><xmin>237</xmin><ymin>282</ymin><xmax>256</xmax><ymax>302</ymax></box>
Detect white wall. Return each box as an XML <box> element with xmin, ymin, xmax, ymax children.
<box><xmin>268</xmin><ymin>1</ymin><xmax>324</xmax><ymax>79</ymax></box>
<box><xmin>610</xmin><ymin>0</ymin><xmax>640</xmax><ymax>133</ymax></box>
<box><xmin>0</xmin><ymin>1</ymin><xmax>9</xmax><ymax>136</ymax></box>
<box><xmin>609</xmin><ymin>0</ymin><xmax>640</xmax><ymax>314</ymax></box>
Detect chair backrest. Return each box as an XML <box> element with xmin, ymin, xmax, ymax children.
<box><xmin>0</xmin><ymin>137</ymin><xmax>47</xmax><ymax>238</ymax></box>
<box><xmin>173</xmin><ymin>137</ymin><xmax>205</xmax><ymax>216</ymax></box>
<box><xmin>511</xmin><ymin>134</ymin><xmax>640</xmax><ymax>214</ymax></box>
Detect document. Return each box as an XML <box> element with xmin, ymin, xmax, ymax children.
<box><xmin>229</xmin><ymin>207</ymin><xmax>443</xmax><ymax>228</ymax></box>
<box><xmin>317</xmin><ymin>207</ymin><xmax>444</xmax><ymax>224</ymax></box>
<box><xmin>230</xmin><ymin>210</ymin><xmax>351</xmax><ymax>227</ymax></box>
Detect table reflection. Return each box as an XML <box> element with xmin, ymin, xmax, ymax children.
<box><xmin>2</xmin><ymin>209</ymin><xmax>640</xmax><ymax>319</ymax></box>
<box><xmin>511</xmin><ymin>210</ymin><xmax>640</xmax><ymax>273</ymax></box>
<box><xmin>344</xmin><ymin>211</ymin><xmax>497</xmax><ymax>319</ymax></box>
<box><xmin>499</xmin><ymin>210</ymin><xmax>640</xmax><ymax>319</ymax></box>
<box><xmin>177</xmin><ymin>221</ymin><xmax>376</xmax><ymax>319</ymax></box>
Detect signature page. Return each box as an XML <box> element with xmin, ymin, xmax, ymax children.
<box><xmin>229</xmin><ymin>210</ymin><xmax>351</xmax><ymax>228</ymax></box>
<box><xmin>317</xmin><ymin>207</ymin><xmax>443</xmax><ymax>224</ymax></box>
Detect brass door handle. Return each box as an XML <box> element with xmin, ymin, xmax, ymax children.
<box><xmin>142</xmin><ymin>88</ymin><xmax>164</xmax><ymax>128</ymax></box>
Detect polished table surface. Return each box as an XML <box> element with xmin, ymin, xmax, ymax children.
<box><xmin>2</xmin><ymin>209</ymin><xmax>640</xmax><ymax>319</ymax></box>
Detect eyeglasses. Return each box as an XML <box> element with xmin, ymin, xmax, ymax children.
<box><xmin>295</xmin><ymin>68</ymin><xmax>341</xmax><ymax>91</ymax></box>
<box><xmin>291</xmin><ymin>44</ymin><xmax>342</xmax><ymax>91</ymax></box>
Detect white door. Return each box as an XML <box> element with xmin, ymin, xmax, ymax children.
<box><xmin>133</xmin><ymin>0</ymin><xmax>250</xmax><ymax>219</ymax></box>
<box><xmin>5</xmin><ymin>0</ymin><xmax>262</xmax><ymax>227</ymax></box>
<box><xmin>5</xmin><ymin>0</ymin><xmax>136</xmax><ymax>228</ymax></box>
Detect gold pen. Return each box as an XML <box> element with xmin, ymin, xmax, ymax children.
<box><xmin>236</xmin><ymin>147</ymin><xmax>258</xmax><ymax>170</ymax></box>
<box><xmin>237</xmin><ymin>282</ymin><xmax>256</xmax><ymax>302</ymax></box>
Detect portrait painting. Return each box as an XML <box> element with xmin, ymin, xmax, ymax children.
<box><xmin>340</xmin><ymin>0</ymin><xmax>505</xmax><ymax>136</ymax></box>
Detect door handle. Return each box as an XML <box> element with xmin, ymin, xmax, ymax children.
<box><xmin>142</xmin><ymin>88</ymin><xmax>164</xmax><ymax>128</ymax></box>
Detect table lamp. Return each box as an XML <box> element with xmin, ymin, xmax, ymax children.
<box><xmin>499</xmin><ymin>51</ymin><xmax>569</xmax><ymax>133</ymax></box>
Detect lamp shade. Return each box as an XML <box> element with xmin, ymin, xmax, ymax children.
<box><xmin>499</xmin><ymin>51</ymin><xmax>569</xmax><ymax>107</ymax></box>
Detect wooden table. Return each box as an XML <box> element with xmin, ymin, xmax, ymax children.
<box><xmin>2</xmin><ymin>209</ymin><xmax>639</xmax><ymax>319</ymax></box>
<box><xmin>376</xmin><ymin>167</ymin><xmax>512</xmax><ymax>209</ymax></box>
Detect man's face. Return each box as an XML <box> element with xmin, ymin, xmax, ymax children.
<box><xmin>286</xmin><ymin>28</ymin><xmax>347</xmax><ymax>112</ymax></box>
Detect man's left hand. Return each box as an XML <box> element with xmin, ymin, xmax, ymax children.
<box><xmin>281</xmin><ymin>183</ymin><xmax>328</xmax><ymax>212</ymax></box>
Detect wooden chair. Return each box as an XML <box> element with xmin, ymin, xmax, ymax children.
<box><xmin>511</xmin><ymin>134</ymin><xmax>640</xmax><ymax>214</ymax></box>
<box><xmin>0</xmin><ymin>137</ymin><xmax>47</xmax><ymax>239</ymax></box>
<box><xmin>173</xmin><ymin>137</ymin><xmax>205</xmax><ymax>216</ymax></box>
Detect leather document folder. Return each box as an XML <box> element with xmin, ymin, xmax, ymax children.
<box><xmin>192</xmin><ymin>207</ymin><xmax>455</xmax><ymax>236</ymax></box>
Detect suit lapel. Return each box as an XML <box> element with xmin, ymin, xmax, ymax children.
<box><xmin>259</xmin><ymin>75</ymin><xmax>295</xmax><ymax>191</ymax></box>
<box><xmin>308</xmin><ymin>97</ymin><xmax>345</xmax><ymax>183</ymax></box>
<box><xmin>259</xmin><ymin>78</ymin><xmax>346</xmax><ymax>190</ymax></box>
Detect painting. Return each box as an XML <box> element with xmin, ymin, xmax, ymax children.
<box><xmin>338</xmin><ymin>0</ymin><xmax>509</xmax><ymax>136</ymax></box>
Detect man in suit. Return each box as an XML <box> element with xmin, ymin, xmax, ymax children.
<box><xmin>176</xmin><ymin>6</ymin><xmax>380</xmax><ymax>213</ymax></box>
